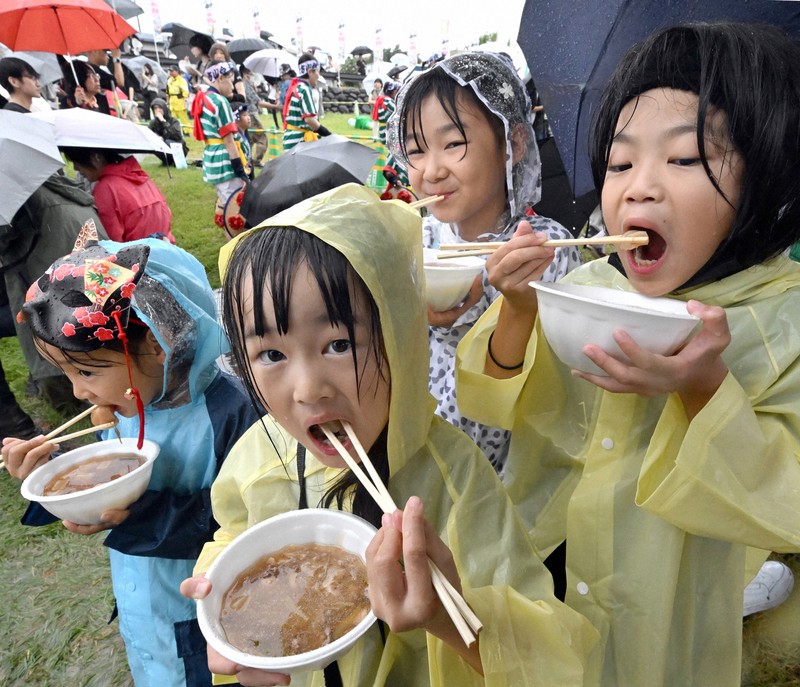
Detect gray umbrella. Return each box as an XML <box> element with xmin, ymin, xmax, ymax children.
<box><xmin>121</xmin><ymin>55</ymin><xmax>168</xmax><ymax>89</ymax></box>
<box><xmin>226</xmin><ymin>37</ymin><xmax>271</xmax><ymax>64</ymax></box>
<box><xmin>103</xmin><ymin>0</ymin><xmax>144</xmax><ymax>21</ymax></box>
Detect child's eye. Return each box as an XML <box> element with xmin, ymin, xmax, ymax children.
<box><xmin>445</xmin><ymin>139</ymin><xmax>466</xmax><ymax>150</ymax></box>
<box><xmin>258</xmin><ymin>349</ymin><xmax>285</xmax><ymax>364</ymax></box>
<box><xmin>672</xmin><ymin>158</ymin><xmax>700</xmax><ymax>167</ymax></box>
<box><xmin>406</xmin><ymin>146</ymin><xmax>423</xmax><ymax>157</ymax></box>
<box><xmin>326</xmin><ymin>339</ymin><xmax>352</xmax><ymax>354</ymax></box>
<box><xmin>77</xmin><ymin>370</ymin><xmax>94</xmax><ymax>378</ymax></box>
<box><xmin>606</xmin><ymin>163</ymin><xmax>631</xmax><ymax>173</ymax></box>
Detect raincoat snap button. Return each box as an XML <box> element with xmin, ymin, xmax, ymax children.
<box><xmin>601</xmin><ymin>437</ymin><xmax>614</xmax><ymax>450</ymax></box>
<box><xmin>126</xmin><ymin>582</ymin><xmax>136</xmax><ymax>592</ymax></box>
<box><xmin>577</xmin><ymin>581</ymin><xmax>589</xmax><ymax>595</ymax></box>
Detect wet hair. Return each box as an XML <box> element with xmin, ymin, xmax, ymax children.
<box><xmin>591</xmin><ymin>22</ymin><xmax>800</xmax><ymax>283</ymax></box>
<box><xmin>396</xmin><ymin>67</ymin><xmax>504</xmax><ymax>171</ymax></box>
<box><xmin>61</xmin><ymin>147</ymin><xmax>125</xmax><ymax>168</ymax></box>
<box><xmin>0</xmin><ymin>57</ymin><xmax>39</xmax><ymax>93</ymax></box>
<box><xmin>223</xmin><ymin>227</ymin><xmax>389</xmax><ymax>525</ymax></box>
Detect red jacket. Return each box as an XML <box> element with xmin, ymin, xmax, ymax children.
<box><xmin>93</xmin><ymin>157</ymin><xmax>175</xmax><ymax>244</ymax></box>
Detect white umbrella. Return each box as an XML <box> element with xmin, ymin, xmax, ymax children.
<box><xmin>29</xmin><ymin>108</ymin><xmax>171</xmax><ymax>155</ymax></box>
<box><xmin>121</xmin><ymin>55</ymin><xmax>168</xmax><ymax>90</ymax></box>
<box><xmin>0</xmin><ymin>110</ymin><xmax>63</xmax><ymax>225</ymax></box>
<box><xmin>244</xmin><ymin>48</ymin><xmax>297</xmax><ymax>78</ymax></box>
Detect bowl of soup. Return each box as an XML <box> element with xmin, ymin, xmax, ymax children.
<box><xmin>20</xmin><ymin>438</ymin><xmax>160</xmax><ymax>525</ymax></box>
<box><xmin>423</xmin><ymin>247</ymin><xmax>485</xmax><ymax>311</ymax></box>
<box><xmin>196</xmin><ymin>508</ymin><xmax>377</xmax><ymax>673</ymax></box>
<box><xmin>530</xmin><ymin>281</ymin><xmax>700</xmax><ymax>375</ymax></box>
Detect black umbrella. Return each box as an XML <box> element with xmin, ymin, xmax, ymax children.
<box><xmin>162</xmin><ymin>22</ymin><xmax>213</xmax><ymax>61</ymax></box>
<box><xmin>226</xmin><ymin>37</ymin><xmax>271</xmax><ymax>65</ymax></box>
<box><xmin>518</xmin><ymin>0</ymin><xmax>800</xmax><ymax>198</ymax></box>
<box><xmin>387</xmin><ymin>65</ymin><xmax>407</xmax><ymax>80</ymax></box>
<box><xmin>240</xmin><ymin>135</ymin><xmax>379</xmax><ymax>226</ymax></box>
<box><xmin>351</xmin><ymin>45</ymin><xmax>373</xmax><ymax>56</ymax></box>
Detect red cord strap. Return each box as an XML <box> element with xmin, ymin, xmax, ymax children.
<box><xmin>111</xmin><ymin>309</ymin><xmax>145</xmax><ymax>449</ymax></box>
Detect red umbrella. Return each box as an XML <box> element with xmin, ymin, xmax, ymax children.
<box><xmin>0</xmin><ymin>0</ymin><xmax>136</xmax><ymax>56</ymax></box>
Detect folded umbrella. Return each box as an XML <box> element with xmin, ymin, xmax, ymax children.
<box><xmin>29</xmin><ymin>107</ymin><xmax>171</xmax><ymax>155</ymax></box>
<box><xmin>240</xmin><ymin>135</ymin><xmax>379</xmax><ymax>226</ymax></box>
<box><xmin>0</xmin><ymin>111</ymin><xmax>63</xmax><ymax>225</ymax></box>
<box><xmin>518</xmin><ymin>0</ymin><xmax>800</xmax><ymax>197</ymax></box>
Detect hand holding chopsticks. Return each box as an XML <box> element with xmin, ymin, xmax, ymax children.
<box><xmin>320</xmin><ymin>422</ymin><xmax>483</xmax><ymax>646</ymax></box>
<box><xmin>436</xmin><ymin>230</ymin><xmax>649</xmax><ymax>259</ymax></box>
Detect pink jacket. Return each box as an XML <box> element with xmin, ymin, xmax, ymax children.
<box><xmin>93</xmin><ymin>157</ymin><xmax>175</xmax><ymax>244</ymax></box>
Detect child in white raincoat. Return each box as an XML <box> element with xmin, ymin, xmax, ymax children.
<box><xmin>181</xmin><ymin>184</ymin><xmax>597</xmax><ymax>686</ymax></box>
<box><xmin>456</xmin><ymin>22</ymin><xmax>800</xmax><ymax>687</ymax></box>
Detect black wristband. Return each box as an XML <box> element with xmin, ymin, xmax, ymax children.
<box><xmin>317</xmin><ymin>125</ymin><xmax>332</xmax><ymax>137</ymax></box>
<box><xmin>487</xmin><ymin>330</ymin><xmax>524</xmax><ymax>370</ymax></box>
<box><xmin>229</xmin><ymin>156</ymin><xmax>248</xmax><ymax>181</ymax></box>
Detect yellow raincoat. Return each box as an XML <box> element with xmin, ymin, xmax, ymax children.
<box><xmin>196</xmin><ymin>184</ymin><xmax>598</xmax><ymax>686</ymax></box>
<box><xmin>457</xmin><ymin>255</ymin><xmax>800</xmax><ymax>687</ymax></box>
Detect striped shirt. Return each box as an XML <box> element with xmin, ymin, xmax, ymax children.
<box><xmin>282</xmin><ymin>79</ymin><xmax>317</xmax><ymax>151</ymax></box>
<box><xmin>377</xmin><ymin>96</ymin><xmax>395</xmax><ymax>144</ymax></box>
<box><xmin>199</xmin><ymin>90</ymin><xmax>238</xmax><ymax>185</ymax></box>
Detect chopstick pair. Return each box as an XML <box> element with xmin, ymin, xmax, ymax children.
<box><xmin>44</xmin><ymin>404</ymin><xmax>117</xmax><ymax>443</ymax></box>
<box><xmin>408</xmin><ymin>195</ymin><xmax>444</xmax><ymax>210</ymax></box>
<box><xmin>320</xmin><ymin>422</ymin><xmax>483</xmax><ymax>647</ymax></box>
<box><xmin>436</xmin><ymin>230</ymin><xmax>649</xmax><ymax>259</ymax></box>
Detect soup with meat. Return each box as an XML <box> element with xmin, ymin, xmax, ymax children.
<box><xmin>220</xmin><ymin>543</ymin><xmax>370</xmax><ymax>657</ymax></box>
<box><xmin>43</xmin><ymin>453</ymin><xmax>145</xmax><ymax>496</ymax></box>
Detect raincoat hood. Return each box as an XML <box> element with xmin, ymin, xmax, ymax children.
<box><xmin>107</xmin><ymin>237</ymin><xmax>227</xmax><ymax>408</ymax></box>
<box><xmin>220</xmin><ymin>183</ymin><xmax>434</xmax><ymax>473</ymax></box>
<box><xmin>150</xmin><ymin>97</ymin><xmax>174</xmax><ymax>121</ymax></box>
<box><xmin>387</xmin><ymin>51</ymin><xmax>542</xmax><ymax>219</ymax></box>
<box><xmin>100</xmin><ymin>156</ymin><xmax>152</xmax><ymax>187</ymax></box>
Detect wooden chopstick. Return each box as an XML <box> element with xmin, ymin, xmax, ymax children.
<box><xmin>46</xmin><ymin>422</ymin><xmax>116</xmax><ymax>444</ymax></box>
<box><xmin>409</xmin><ymin>195</ymin><xmax>444</xmax><ymax>210</ymax></box>
<box><xmin>320</xmin><ymin>422</ymin><xmax>482</xmax><ymax>645</ymax></box>
<box><xmin>44</xmin><ymin>404</ymin><xmax>98</xmax><ymax>441</ymax></box>
<box><xmin>436</xmin><ymin>231</ymin><xmax>649</xmax><ymax>259</ymax></box>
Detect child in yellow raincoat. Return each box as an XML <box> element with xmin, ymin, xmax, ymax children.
<box><xmin>456</xmin><ymin>22</ymin><xmax>800</xmax><ymax>687</ymax></box>
<box><xmin>180</xmin><ymin>184</ymin><xmax>597</xmax><ymax>686</ymax></box>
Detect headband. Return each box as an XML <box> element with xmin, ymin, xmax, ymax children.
<box><xmin>298</xmin><ymin>60</ymin><xmax>320</xmax><ymax>77</ymax></box>
<box><xmin>204</xmin><ymin>61</ymin><xmax>235</xmax><ymax>82</ymax></box>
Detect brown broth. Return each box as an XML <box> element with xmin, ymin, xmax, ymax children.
<box><xmin>43</xmin><ymin>453</ymin><xmax>145</xmax><ymax>496</ymax></box>
<box><xmin>220</xmin><ymin>543</ymin><xmax>370</xmax><ymax>657</ymax></box>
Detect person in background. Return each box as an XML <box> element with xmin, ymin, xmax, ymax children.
<box><xmin>0</xmin><ymin>57</ymin><xmax>41</xmax><ymax>113</ymax></box>
<box><xmin>277</xmin><ymin>63</ymin><xmax>295</xmax><ymax>127</ymax></box>
<box><xmin>369</xmin><ymin>76</ymin><xmax>383</xmax><ymax>140</ymax></box>
<box><xmin>140</xmin><ymin>62</ymin><xmax>159</xmax><ymax>120</ymax></box>
<box><xmin>190</xmin><ymin>61</ymin><xmax>250</xmax><ymax>232</ymax></box>
<box><xmin>240</xmin><ymin>65</ymin><xmax>277</xmax><ymax>167</ymax></box>
<box><xmin>85</xmin><ymin>48</ymin><xmax>125</xmax><ymax>96</ymax></box>
<box><xmin>148</xmin><ymin>97</ymin><xmax>189</xmax><ymax>165</ymax></box>
<box><xmin>60</xmin><ymin>59</ymin><xmax>109</xmax><ymax>114</ymax></box>
<box><xmin>166</xmin><ymin>64</ymin><xmax>191</xmax><ymax>127</ymax></box>
<box><xmin>233</xmin><ymin>104</ymin><xmax>254</xmax><ymax>180</ymax></box>
<box><xmin>185</xmin><ymin>34</ymin><xmax>212</xmax><ymax>92</ymax></box>
<box><xmin>61</xmin><ymin>147</ymin><xmax>175</xmax><ymax>244</ymax></box>
<box><xmin>281</xmin><ymin>53</ymin><xmax>332</xmax><ymax>151</ymax></box>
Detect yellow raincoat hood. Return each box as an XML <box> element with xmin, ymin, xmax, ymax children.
<box><xmin>220</xmin><ymin>183</ymin><xmax>435</xmax><ymax>474</ymax></box>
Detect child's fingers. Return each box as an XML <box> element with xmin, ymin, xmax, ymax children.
<box><xmin>62</xmin><ymin>519</ymin><xmax>113</xmax><ymax>535</ymax></box>
<box><xmin>2</xmin><ymin>436</ymin><xmax>54</xmax><ymax>480</ymax></box>
<box><xmin>180</xmin><ymin>574</ymin><xmax>212</xmax><ymax>600</ymax></box>
<box><xmin>366</xmin><ymin>514</ymin><xmax>406</xmax><ymax>613</ymax></box>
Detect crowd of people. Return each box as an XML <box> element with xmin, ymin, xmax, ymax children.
<box><xmin>2</xmin><ymin>18</ymin><xmax>800</xmax><ymax>687</ymax></box>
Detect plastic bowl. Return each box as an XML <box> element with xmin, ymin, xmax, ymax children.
<box><xmin>423</xmin><ymin>247</ymin><xmax>484</xmax><ymax>311</ymax></box>
<box><xmin>530</xmin><ymin>281</ymin><xmax>699</xmax><ymax>375</ymax></box>
<box><xmin>197</xmin><ymin>509</ymin><xmax>377</xmax><ymax>673</ymax></box>
<box><xmin>20</xmin><ymin>438</ymin><xmax>160</xmax><ymax>525</ymax></box>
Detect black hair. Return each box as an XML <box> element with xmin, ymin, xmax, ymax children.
<box><xmin>59</xmin><ymin>58</ymin><xmax>97</xmax><ymax>95</ymax></box>
<box><xmin>61</xmin><ymin>147</ymin><xmax>125</xmax><ymax>168</ymax></box>
<box><xmin>0</xmin><ymin>57</ymin><xmax>39</xmax><ymax>93</ymax></box>
<box><xmin>590</xmin><ymin>22</ymin><xmax>800</xmax><ymax>285</ymax></box>
<box><xmin>189</xmin><ymin>33</ymin><xmax>212</xmax><ymax>55</ymax></box>
<box><xmin>222</xmin><ymin>227</ymin><xmax>389</xmax><ymax>525</ymax></box>
<box><xmin>396</xmin><ymin>66</ymin><xmax>504</xmax><ymax>171</ymax></box>
<box><xmin>143</xmin><ymin>63</ymin><xmax>153</xmax><ymax>75</ymax></box>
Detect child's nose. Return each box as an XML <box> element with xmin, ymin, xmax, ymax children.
<box><xmin>421</xmin><ymin>150</ymin><xmax>448</xmax><ymax>183</ymax></box>
<box><xmin>625</xmin><ymin>163</ymin><xmax>663</xmax><ymax>203</ymax></box>
<box><xmin>292</xmin><ymin>363</ymin><xmax>333</xmax><ymax>405</ymax></box>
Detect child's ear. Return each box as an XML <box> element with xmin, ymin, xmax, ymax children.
<box><xmin>144</xmin><ymin>330</ymin><xmax>166</xmax><ymax>364</ymax></box>
<box><xmin>510</xmin><ymin>124</ymin><xmax>529</xmax><ymax>165</ymax></box>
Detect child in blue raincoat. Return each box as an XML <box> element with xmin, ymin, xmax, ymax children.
<box><xmin>2</xmin><ymin>224</ymin><xmax>259</xmax><ymax>687</ymax></box>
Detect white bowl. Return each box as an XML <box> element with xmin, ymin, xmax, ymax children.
<box><xmin>20</xmin><ymin>438</ymin><xmax>160</xmax><ymax>525</ymax></box>
<box><xmin>197</xmin><ymin>509</ymin><xmax>377</xmax><ymax>673</ymax></box>
<box><xmin>530</xmin><ymin>281</ymin><xmax>699</xmax><ymax>375</ymax></box>
<box><xmin>423</xmin><ymin>247</ymin><xmax>484</xmax><ymax>311</ymax></box>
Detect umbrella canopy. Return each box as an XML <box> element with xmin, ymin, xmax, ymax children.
<box><xmin>351</xmin><ymin>46</ymin><xmax>373</xmax><ymax>56</ymax></box>
<box><xmin>29</xmin><ymin>107</ymin><xmax>171</xmax><ymax>155</ymax></box>
<box><xmin>240</xmin><ymin>135</ymin><xmax>379</xmax><ymax>226</ymax></box>
<box><xmin>103</xmin><ymin>0</ymin><xmax>143</xmax><ymax>20</ymax></box>
<box><xmin>161</xmin><ymin>22</ymin><xmax>213</xmax><ymax>61</ymax></box>
<box><xmin>227</xmin><ymin>37</ymin><xmax>271</xmax><ymax>65</ymax></box>
<box><xmin>387</xmin><ymin>65</ymin><xmax>407</xmax><ymax>80</ymax></box>
<box><xmin>243</xmin><ymin>48</ymin><xmax>298</xmax><ymax>78</ymax></box>
<box><xmin>0</xmin><ymin>0</ymin><xmax>136</xmax><ymax>55</ymax></box>
<box><xmin>121</xmin><ymin>55</ymin><xmax>167</xmax><ymax>89</ymax></box>
<box><xmin>0</xmin><ymin>111</ymin><xmax>63</xmax><ymax>225</ymax></box>
<box><xmin>518</xmin><ymin>0</ymin><xmax>800</xmax><ymax>197</ymax></box>
<box><xmin>4</xmin><ymin>50</ymin><xmax>62</xmax><ymax>84</ymax></box>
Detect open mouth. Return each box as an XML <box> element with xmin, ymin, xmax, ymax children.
<box><xmin>628</xmin><ymin>228</ymin><xmax>667</xmax><ymax>265</ymax></box>
<box><xmin>309</xmin><ymin>420</ymin><xmax>348</xmax><ymax>448</ymax></box>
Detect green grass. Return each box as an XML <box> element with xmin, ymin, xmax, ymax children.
<box><xmin>2</xmin><ymin>111</ymin><xmax>797</xmax><ymax>685</ymax></box>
